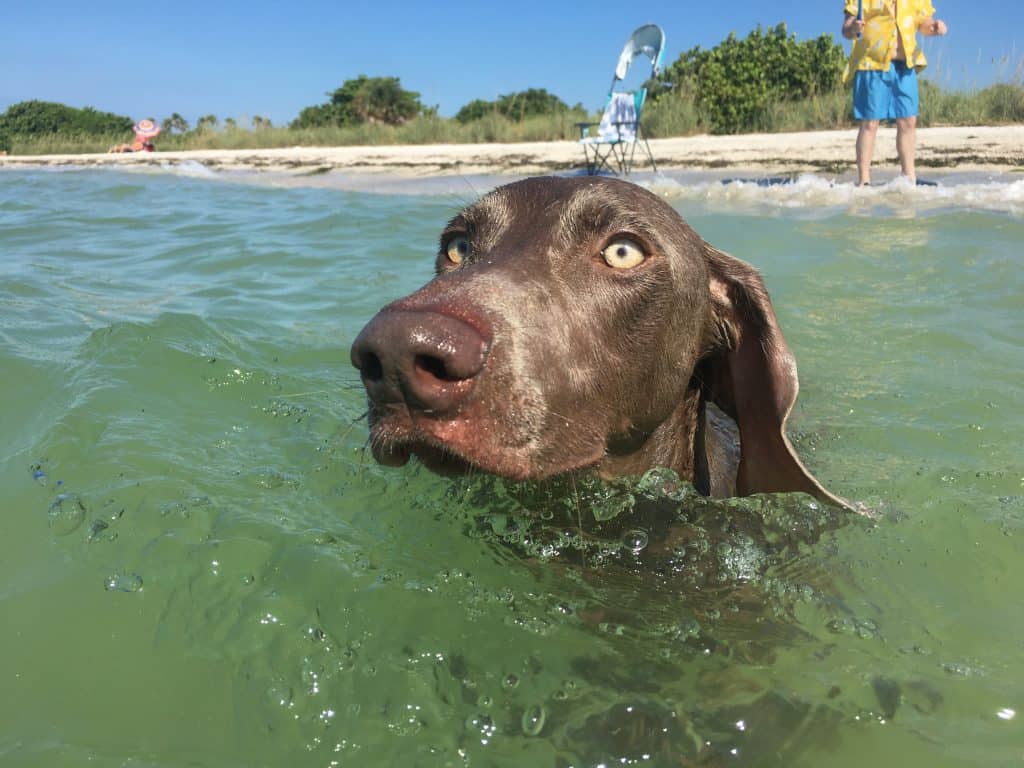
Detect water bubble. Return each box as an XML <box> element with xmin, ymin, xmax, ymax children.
<box><xmin>521</xmin><ymin>704</ymin><xmax>546</xmax><ymax>736</ymax></box>
<box><xmin>676</xmin><ymin>618</ymin><xmax>702</xmax><ymax>639</ymax></box>
<box><xmin>538</xmin><ymin>544</ymin><xmax>559</xmax><ymax>559</ymax></box>
<box><xmin>465</xmin><ymin>713</ymin><xmax>497</xmax><ymax>743</ymax></box>
<box><xmin>590</xmin><ymin>487</ymin><xmax>635</xmax><ymax>522</ymax></box>
<box><xmin>264</xmin><ymin>679</ymin><xmax>294</xmax><ymax>709</ymax></box>
<box><xmin>86</xmin><ymin>519</ymin><xmax>109</xmax><ymax>542</ymax></box>
<box><xmin>636</xmin><ymin>467</ymin><xmax>690</xmax><ymax>501</ymax></box>
<box><xmin>621</xmin><ymin>529</ymin><xmax>649</xmax><ymax>554</ymax></box>
<box><xmin>104</xmin><ymin>572</ymin><xmax>143</xmax><ymax>592</ymax></box>
<box><xmin>502</xmin><ymin>674</ymin><xmax>520</xmax><ymax>689</ymax></box>
<box><xmin>48</xmin><ymin>493</ymin><xmax>86</xmax><ymax>536</ymax></box>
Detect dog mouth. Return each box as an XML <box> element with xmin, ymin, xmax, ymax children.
<box><xmin>367</xmin><ymin>399</ymin><xmax>608</xmax><ymax>481</ymax></box>
<box><xmin>372</xmin><ymin>436</ymin><xmax>478</xmax><ymax>477</ymax></box>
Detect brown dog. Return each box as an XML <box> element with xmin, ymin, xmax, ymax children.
<box><xmin>351</xmin><ymin>176</ymin><xmax>848</xmax><ymax>509</ymax></box>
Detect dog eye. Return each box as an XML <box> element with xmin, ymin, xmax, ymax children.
<box><xmin>601</xmin><ymin>238</ymin><xmax>645</xmax><ymax>269</ymax></box>
<box><xmin>445</xmin><ymin>235</ymin><xmax>470</xmax><ymax>265</ymax></box>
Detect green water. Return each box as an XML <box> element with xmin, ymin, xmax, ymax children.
<box><xmin>1</xmin><ymin>168</ymin><xmax>1022</xmax><ymax>766</ymax></box>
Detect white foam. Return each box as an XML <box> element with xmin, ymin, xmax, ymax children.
<box><xmin>644</xmin><ymin>173</ymin><xmax>1024</xmax><ymax>217</ymax></box>
<box><xmin>159</xmin><ymin>159</ymin><xmax>219</xmax><ymax>179</ymax></box>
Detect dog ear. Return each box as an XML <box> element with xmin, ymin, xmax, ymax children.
<box><xmin>699</xmin><ymin>244</ymin><xmax>851</xmax><ymax>510</ymax></box>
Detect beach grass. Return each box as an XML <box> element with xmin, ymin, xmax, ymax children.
<box><xmin>7</xmin><ymin>111</ymin><xmax>594</xmax><ymax>155</ymax></box>
<box><xmin>644</xmin><ymin>79</ymin><xmax>1024</xmax><ymax>135</ymax></box>
<box><xmin>6</xmin><ymin>81</ymin><xmax>1023</xmax><ymax>155</ymax></box>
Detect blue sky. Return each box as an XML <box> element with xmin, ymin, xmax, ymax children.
<box><xmin>1</xmin><ymin>0</ymin><xmax>1018</xmax><ymax>126</ymax></box>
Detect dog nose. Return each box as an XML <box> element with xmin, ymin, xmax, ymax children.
<box><xmin>350</xmin><ymin>309</ymin><xmax>490</xmax><ymax>413</ymax></box>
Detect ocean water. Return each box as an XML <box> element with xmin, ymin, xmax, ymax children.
<box><xmin>1</xmin><ymin>166</ymin><xmax>1022</xmax><ymax>767</ymax></box>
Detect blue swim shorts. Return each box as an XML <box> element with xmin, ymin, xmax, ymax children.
<box><xmin>853</xmin><ymin>60</ymin><xmax>919</xmax><ymax>121</ymax></box>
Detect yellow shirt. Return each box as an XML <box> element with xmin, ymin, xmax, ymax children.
<box><xmin>842</xmin><ymin>0</ymin><xmax>936</xmax><ymax>83</ymax></box>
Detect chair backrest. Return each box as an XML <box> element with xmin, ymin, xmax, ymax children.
<box><xmin>609</xmin><ymin>24</ymin><xmax>666</xmax><ymax>94</ymax></box>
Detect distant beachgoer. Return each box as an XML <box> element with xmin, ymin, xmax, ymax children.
<box><xmin>108</xmin><ymin>118</ymin><xmax>161</xmax><ymax>153</ymax></box>
<box><xmin>842</xmin><ymin>0</ymin><xmax>948</xmax><ymax>185</ymax></box>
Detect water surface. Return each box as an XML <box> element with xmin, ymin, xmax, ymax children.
<box><xmin>1</xmin><ymin>167</ymin><xmax>1022</xmax><ymax>766</ymax></box>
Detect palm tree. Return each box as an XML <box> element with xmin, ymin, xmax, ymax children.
<box><xmin>196</xmin><ymin>114</ymin><xmax>219</xmax><ymax>132</ymax></box>
<box><xmin>161</xmin><ymin>112</ymin><xmax>189</xmax><ymax>134</ymax></box>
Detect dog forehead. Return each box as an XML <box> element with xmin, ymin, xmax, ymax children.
<box><xmin>461</xmin><ymin>176</ymin><xmax>686</xmax><ymax>245</ymax></box>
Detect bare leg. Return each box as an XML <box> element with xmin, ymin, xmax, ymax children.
<box><xmin>856</xmin><ymin>121</ymin><xmax>880</xmax><ymax>185</ymax></box>
<box><xmin>895</xmin><ymin>116</ymin><xmax>917</xmax><ymax>183</ymax></box>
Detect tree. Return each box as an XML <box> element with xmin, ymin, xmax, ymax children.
<box><xmin>334</xmin><ymin>75</ymin><xmax>422</xmax><ymax>124</ymax></box>
<box><xmin>251</xmin><ymin>115</ymin><xmax>272</xmax><ymax>130</ymax></box>
<box><xmin>161</xmin><ymin>112</ymin><xmax>189</xmax><ymax>134</ymax></box>
<box><xmin>455</xmin><ymin>88</ymin><xmax>570</xmax><ymax>124</ymax></box>
<box><xmin>291</xmin><ymin>75</ymin><xmax>424</xmax><ymax>128</ymax></box>
<box><xmin>224</xmin><ymin>117</ymin><xmax>238</xmax><ymax>130</ymax></box>
<box><xmin>195</xmin><ymin>114</ymin><xmax>219</xmax><ymax>132</ymax></box>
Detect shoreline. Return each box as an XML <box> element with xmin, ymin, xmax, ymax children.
<box><xmin>2</xmin><ymin>125</ymin><xmax>1022</xmax><ymax>177</ymax></box>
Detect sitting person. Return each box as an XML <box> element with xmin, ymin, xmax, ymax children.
<box><xmin>108</xmin><ymin>119</ymin><xmax>160</xmax><ymax>153</ymax></box>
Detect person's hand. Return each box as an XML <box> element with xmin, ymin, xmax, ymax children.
<box><xmin>932</xmin><ymin>19</ymin><xmax>948</xmax><ymax>35</ymax></box>
<box><xmin>844</xmin><ymin>18</ymin><xmax>865</xmax><ymax>39</ymax></box>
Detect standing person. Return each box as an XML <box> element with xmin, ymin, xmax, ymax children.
<box><xmin>842</xmin><ymin>1</ymin><xmax>948</xmax><ymax>185</ymax></box>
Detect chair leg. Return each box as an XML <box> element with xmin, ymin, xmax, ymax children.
<box><xmin>637</xmin><ymin>126</ymin><xmax>657</xmax><ymax>173</ymax></box>
<box><xmin>581</xmin><ymin>143</ymin><xmax>600</xmax><ymax>175</ymax></box>
<box><xmin>642</xmin><ymin>137</ymin><xmax>657</xmax><ymax>173</ymax></box>
<box><xmin>596</xmin><ymin>143</ymin><xmax>618</xmax><ymax>175</ymax></box>
<box><xmin>581</xmin><ymin>141</ymin><xmax>634</xmax><ymax>176</ymax></box>
<box><xmin>618</xmin><ymin>140</ymin><xmax>634</xmax><ymax>174</ymax></box>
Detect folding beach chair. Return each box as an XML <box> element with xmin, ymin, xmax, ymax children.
<box><xmin>578</xmin><ymin>24</ymin><xmax>665</xmax><ymax>175</ymax></box>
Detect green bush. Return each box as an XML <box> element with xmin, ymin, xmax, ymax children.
<box><xmin>455</xmin><ymin>88</ymin><xmax>571</xmax><ymax>123</ymax></box>
<box><xmin>454</xmin><ymin>99</ymin><xmax>494</xmax><ymax>124</ymax></box>
<box><xmin>0</xmin><ymin>100</ymin><xmax>133</xmax><ymax>137</ymax></box>
<box><xmin>656</xmin><ymin>24</ymin><xmax>846</xmax><ymax>134</ymax></box>
<box><xmin>291</xmin><ymin>75</ymin><xmax>424</xmax><ymax>129</ymax></box>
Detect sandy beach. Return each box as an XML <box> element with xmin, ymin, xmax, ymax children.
<box><xmin>2</xmin><ymin>125</ymin><xmax>1022</xmax><ymax>177</ymax></box>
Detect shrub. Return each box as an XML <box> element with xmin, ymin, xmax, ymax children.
<box><xmin>656</xmin><ymin>24</ymin><xmax>846</xmax><ymax>134</ymax></box>
<box><xmin>455</xmin><ymin>88</ymin><xmax>571</xmax><ymax>123</ymax></box>
<box><xmin>0</xmin><ymin>100</ymin><xmax>133</xmax><ymax>137</ymax></box>
<box><xmin>292</xmin><ymin>75</ymin><xmax>424</xmax><ymax>128</ymax></box>
<box><xmin>454</xmin><ymin>99</ymin><xmax>495</xmax><ymax>124</ymax></box>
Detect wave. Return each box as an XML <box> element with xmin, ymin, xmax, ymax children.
<box><xmin>645</xmin><ymin>172</ymin><xmax>1024</xmax><ymax>217</ymax></box>
<box><xmin>7</xmin><ymin>162</ymin><xmax>1023</xmax><ymax>215</ymax></box>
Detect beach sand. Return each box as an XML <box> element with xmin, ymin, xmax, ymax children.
<box><xmin>2</xmin><ymin>125</ymin><xmax>1022</xmax><ymax>177</ymax></box>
